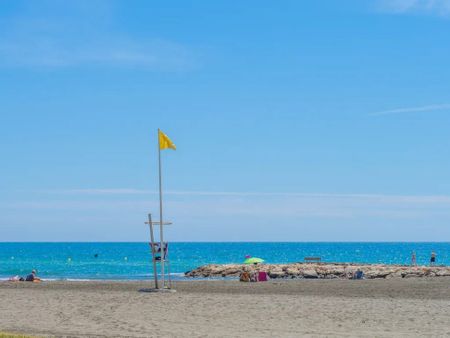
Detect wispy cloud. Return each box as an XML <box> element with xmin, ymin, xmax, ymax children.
<box><xmin>5</xmin><ymin>189</ymin><xmax>450</xmax><ymax>241</ymax></box>
<box><xmin>0</xmin><ymin>34</ymin><xmax>194</xmax><ymax>70</ymax></box>
<box><xmin>5</xmin><ymin>191</ymin><xmax>450</xmax><ymax>222</ymax></box>
<box><xmin>369</xmin><ymin>103</ymin><xmax>450</xmax><ymax>116</ymax></box>
<box><xmin>32</xmin><ymin>188</ymin><xmax>450</xmax><ymax>206</ymax></box>
<box><xmin>62</xmin><ymin>189</ymin><xmax>152</xmax><ymax>195</ymax></box>
<box><xmin>377</xmin><ymin>0</ymin><xmax>450</xmax><ymax>16</ymax></box>
<box><xmin>0</xmin><ymin>1</ymin><xmax>195</xmax><ymax>70</ymax></box>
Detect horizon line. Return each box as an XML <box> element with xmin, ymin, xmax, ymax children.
<box><xmin>2</xmin><ymin>241</ymin><xmax>450</xmax><ymax>243</ymax></box>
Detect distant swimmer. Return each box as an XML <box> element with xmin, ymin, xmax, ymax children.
<box><xmin>94</xmin><ymin>253</ymin><xmax>99</xmax><ymax>258</ymax></box>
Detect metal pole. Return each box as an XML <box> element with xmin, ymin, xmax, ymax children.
<box><xmin>148</xmin><ymin>213</ymin><xmax>159</xmax><ymax>289</ymax></box>
<box><xmin>158</xmin><ymin>129</ymin><xmax>165</xmax><ymax>289</ymax></box>
<box><xmin>167</xmin><ymin>246</ymin><xmax>172</xmax><ymax>289</ymax></box>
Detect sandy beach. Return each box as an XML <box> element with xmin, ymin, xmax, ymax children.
<box><xmin>1</xmin><ymin>278</ymin><xmax>450</xmax><ymax>337</ymax></box>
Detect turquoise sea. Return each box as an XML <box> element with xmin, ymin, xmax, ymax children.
<box><xmin>1</xmin><ymin>242</ymin><xmax>449</xmax><ymax>280</ymax></box>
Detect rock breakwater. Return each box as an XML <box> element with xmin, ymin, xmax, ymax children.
<box><xmin>185</xmin><ymin>263</ymin><xmax>450</xmax><ymax>279</ymax></box>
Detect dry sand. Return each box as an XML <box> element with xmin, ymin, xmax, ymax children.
<box><xmin>1</xmin><ymin>278</ymin><xmax>450</xmax><ymax>337</ymax></box>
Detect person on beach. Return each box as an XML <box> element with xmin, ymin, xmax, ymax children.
<box><xmin>8</xmin><ymin>275</ymin><xmax>23</xmax><ymax>282</ymax></box>
<box><xmin>430</xmin><ymin>252</ymin><xmax>436</xmax><ymax>266</ymax></box>
<box><xmin>25</xmin><ymin>270</ymin><xmax>41</xmax><ymax>282</ymax></box>
<box><xmin>239</xmin><ymin>270</ymin><xmax>250</xmax><ymax>282</ymax></box>
<box><xmin>352</xmin><ymin>269</ymin><xmax>364</xmax><ymax>280</ymax></box>
<box><xmin>411</xmin><ymin>251</ymin><xmax>416</xmax><ymax>266</ymax></box>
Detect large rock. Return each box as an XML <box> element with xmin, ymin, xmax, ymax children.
<box><xmin>286</xmin><ymin>267</ymin><xmax>300</xmax><ymax>276</ymax></box>
<box><xmin>364</xmin><ymin>268</ymin><xmax>394</xmax><ymax>279</ymax></box>
<box><xmin>436</xmin><ymin>269</ymin><xmax>450</xmax><ymax>276</ymax></box>
<box><xmin>385</xmin><ymin>271</ymin><xmax>403</xmax><ymax>279</ymax></box>
<box><xmin>324</xmin><ymin>266</ymin><xmax>345</xmax><ymax>276</ymax></box>
<box><xmin>269</xmin><ymin>269</ymin><xmax>286</xmax><ymax>278</ymax></box>
<box><xmin>221</xmin><ymin>267</ymin><xmax>241</xmax><ymax>276</ymax></box>
<box><xmin>302</xmin><ymin>269</ymin><xmax>318</xmax><ymax>278</ymax></box>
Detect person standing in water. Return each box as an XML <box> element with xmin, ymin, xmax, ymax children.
<box><xmin>411</xmin><ymin>251</ymin><xmax>416</xmax><ymax>266</ymax></box>
<box><xmin>430</xmin><ymin>251</ymin><xmax>436</xmax><ymax>266</ymax></box>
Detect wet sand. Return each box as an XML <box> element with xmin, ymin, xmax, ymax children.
<box><xmin>1</xmin><ymin>278</ymin><xmax>450</xmax><ymax>337</ymax></box>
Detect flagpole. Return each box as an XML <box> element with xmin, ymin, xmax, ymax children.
<box><xmin>158</xmin><ymin>129</ymin><xmax>165</xmax><ymax>289</ymax></box>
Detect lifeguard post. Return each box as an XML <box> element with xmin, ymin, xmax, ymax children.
<box><xmin>140</xmin><ymin>213</ymin><xmax>175</xmax><ymax>292</ymax></box>
<box><xmin>140</xmin><ymin>129</ymin><xmax>177</xmax><ymax>293</ymax></box>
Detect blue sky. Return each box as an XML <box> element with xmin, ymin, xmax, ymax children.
<box><xmin>1</xmin><ymin>0</ymin><xmax>450</xmax><ymax>241</ymax></box>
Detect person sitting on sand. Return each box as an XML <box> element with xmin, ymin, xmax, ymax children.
<box><xmin>239</xmin><ymin>270</ymin><xmax>250</xmax><ymax>282</ymax></box>
<box><xmin>352</xmin><ymin>269</ymin><xmax>364</xmax><ymax>280</ymax></box>
<box><xmin>25</xmin><ymin>270</ymin><xmax>41</xmax><ymax>282</ymax></box>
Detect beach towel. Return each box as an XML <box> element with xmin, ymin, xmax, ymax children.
<box><xmin>258</xmin><ymin>271</ymin><xmax>268</xmax><ymax>282</ymax></box>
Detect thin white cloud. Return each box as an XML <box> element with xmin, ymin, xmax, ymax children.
<box><xmin>0</xmin><ymin>1</ymin><xmax>195</xmax><ymax>70</ymax></box>
<box><xmin>32</xmin><ymin>188</ymin><xmax>450</xmax><ymax>205</ymax></box>
<box><xmin>4</xmin><ymin>192</ymin><xmax>450</xmax><ymax>220</ymax></box>
<box><xmin>4</xmin><ymin>189</ymin><xmax>450</xmax><ymax>242</ymax></box>
<box><xmin>65</xmin><ymin>189</ymin><xmax>152</xmax><ymax>195</ymax></box>
<box><xmin>378</xmin><ymin>0</ymin><xmax>450</xmax><ymax>16</ymax></box>
<box><xmin>0</xmin><ymin>35</ymin><xmax>194</xmax><ymax>70</ymax></box>
<box><xmin>369</xmin><ymin>103</ymin><xmax>450</xmax><ymax>116</ymax></box>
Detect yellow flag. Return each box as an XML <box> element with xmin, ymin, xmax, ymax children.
<box><xmin>158</xmin><ymin>129</ymin><xmax>176</xmax><ymax>150</ymax></box>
